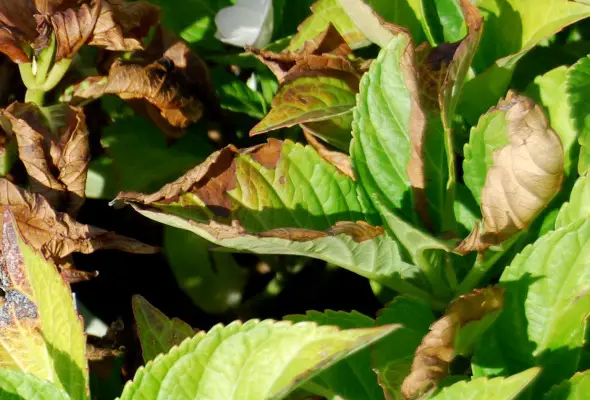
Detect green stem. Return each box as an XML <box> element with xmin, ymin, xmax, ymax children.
<box><xmin>456</xmin><ymin>232</ymin><xmax>525</xmax><ymax>295</ymax></box>
<box><xmin>18</xmin><ymin>63</ymin><xmax>37</xmax><ymax>89</ymax></box>
<box><xmin>42</xmin><ymin>58</ymin><xmax>72</xmax><ymax>92</ymax></box>
<box><xmin>25</xmin><ymin>89</ymin><xmax>45</xmax><ymax>105</ymax></box>
<box><xmin>35</xmin><ymin>34</ymin><xmax>57</xmax><ymax>86</ymax></box>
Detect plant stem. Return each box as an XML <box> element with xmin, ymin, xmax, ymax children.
<box><xmin>18</xmin><ymin>63</ymin><xmax>37</xmax><ymax>89</ymax></box>
<box><xmin>25</xmin><ymin>89</ymin><xmax>45</xmax><ymax>105</ymax></box>
<box><xmin>456</xmin><ymin>232</ymin><xmax>525</xmax><ymax>295</ymax></box>
<box><xmin>42</xmin><ymin>58</ymin><xmax>72</xmax><ymax>92</ymax></box>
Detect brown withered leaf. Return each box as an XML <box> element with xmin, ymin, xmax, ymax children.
<box><xmin>0</xmin><ymin>178</ymin><xmax>158</xmax><ymax>262</ymax></box>
<box><xmin>39</xmin><ymin>0</ymin><xmax>102</xmax><ymax>61</ymax></box>
<box><xmin>89</xmin><ymin>0</ymin><xmax>160</xmax><ymax>52</ymax></box>
<box><xmin>67</xmin><ymin>59</ymin><xmax>203</xmax><ymax>129</ymax></box>
<box><xmin>402</xmin><ymin>286</ymin><xmax>504</xmax><ymax>399</ymax></box>
<box><xmin>247</xmin><ymin>24</ymin><xmax>355</xmax><ymax>83</ymax></box>
<box><xmin>456</xmin><ymin>92</ymin><xmax>564</xmax><ymax>253</ymax></box>
<box><xmin>303</xmin><ymin>128</ymin><xmax>354</xmax><ymax>179</ymax></box>
<box><xmin>4</xmin><ymin>102</ymin><xmax>89</xmax><ymax>215</ymax></box>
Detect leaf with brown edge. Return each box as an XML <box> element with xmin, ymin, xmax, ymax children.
<box><xmin>247</xmin><ymin>24</ymin><xmax>355</xmax><ymax>83</ymax></box>
<box><xmin>0</xmin><ymin>208</ymin><xmax>88</xmax><ymax>400</ymax></box>
<box><xmin>115</xmin><ymin>139</ymin><xmax>445</xmax><ymax>307</ymax></box>
<box><xmin>303</xmin><ymin>128</ymin><xmax>354</xmax><ymax>178</ymax></box>
<box><xmin>88</xmin><ymin>0</ymin><xmax>160</xmax><ymax>52</ymax></box>
<box><xmin>0</xmin><ymin>178</ymin><xmax>157</xmax><ymax>262</ymax></box>
<box><xmin>457</xmin><ymin>92</ymin><xmax>564</xmax><ymax>253</ymax></box>
<box><xmin>64</xmin><ymin>59</ymin><xmax>203</xmax><ymax>129</ymax></box>
<box><xmin>4</xmin><ymin>102</ymin><xmax>89</xmax><ymax>215</ymax></box>
<box><xmin>401</xmin><ymin>286</ymin><xmax>504</xmax><ymax>400</ymax></box>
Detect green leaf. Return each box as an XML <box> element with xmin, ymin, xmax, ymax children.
<box><xmin>119</xmin><ymin>319</ymin><xmax>400</xmax><ymax>400</ymax></box>
<box><xmin>250</xmin><ymin>74</ymin><xmax>357</xmax><ymax>150</ymax></box>
<box><xmin>164</xmin><ymin>226</ymin><xmax>247</xmax><ymax>314</ymax></box>
<box><xmin>0</xmin><ymin>212</ymin><xmax>88</xmax><ymax>400</ymax></box>
<box><xmin>117</xmin><ymin>140</ymin><xmax>442</xmax><ymax>308</ymax></box>
<box><xmin>373</xmin><ymin>296</ymin><xmax>435</xmax><ymax>399</ymax></box>
<box><xmin>0</xmin><ymin>135</ymin><xmax>17</xmax><ymax>177</ymax></box>
<box><xmin>459</xmin><ymin>0</ymin><xmax>590</xmax><ymax>123</ymax></box>
<box><xmin>146</xmin><ymin>0</ymin><xmax>232</xmax><ymax>51</ymax></box>
<box><xmin>286</xmin><ymin>310</ymin><xmax>383</xmax><ymax>400</ymax></box>
<box><xmin>463</xmin><ymin>103</ymin><xmax>510</xmax><ymax>205</ymax></box>
<box><xmin>376</xmin><ymin>201</ymin><xmax>454</xmax><ymax>300</ymax></box>
<box><xmin>287</xmin><ymin>0</ymin><xmax>370</xmax><ymax>51</ymax></box>
<box><xmin>100</xmin><ymin>114</ymin><xmax>212</xmax><ymax>194</ymax></box>
<box><xmin>350</xmin><ymin>32</ymin><xmax>416</xmax><ymax>220</ymax></box>
<box><xmin>132</xmin><ymin>295</ymin><xmax>195</xmax><ymax>363</ymax></box>
<box><xmin>567</xmin><ymin>54</ymin><xmax>590</xmax><ymax>174</ymax></box>
<box><xmin>556</xmin><ymin>174</ymin><xmax>590</xmax><ymax>229</ymax></box>
<box><xmin>525</xmin><ymin>66</ymin><xmax>579</xmax><ymax>177</ymax></box>
<box><xmin>454</xmin><ymin>310</ymin><xmax>501</xmax><ymax>356</ymax></box>
<box><xmin>423</xmin><ymin>0</ymin><xmax>467</xmax><ymax>44</ymax></box>
<box><xmin>544</xmin><ymin>371</ymin><xmax>590</xmax><ymax>399</ymax></box>
<box><xmin>0</xmin><ymin>370</ymin><xmax>71</xmax><ymax>400</ymax></box>
<box><xmin>428</xmin><ymin>368</ymin><xmax>540</xmax><ymax>400</ymax></box>
<box><xmin>210</xmin><ymin>68</ymin><xmax>267</xmax><ymax>119</ymax></box>
<box><xmin>343</xmin><ymin>0</ymin><xmax>427</xmax><ymax>45</ymax></box>
<box><xmin>472</xmin><ymin>219</ymin><xmax>590</xmax><ymax>396</ymax></box>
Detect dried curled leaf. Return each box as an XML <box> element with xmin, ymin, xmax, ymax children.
<box><xmin>65</xmin><ymin>59</ymin><xmax>203</xmax><ymax>129</ymax></box>
<box><xmin>402</xmin><ymin>286</ymin><xmax>504</xmax><ymax>399</ymax></box>
<box><xmin>4</xmin><ymin>102</ymin><xmax>89</xmax><ymax>215</ymax></box>
<box><xmin>303</xmin><ymin>128</ymin><xmax>354</xmax><ymax>178</ymax></box>
<box><xmin>457</xmin><ymin>92</ymin><xmax>564</xmax><ymax>253</ymax></box>
<box><xmin>40</xmin><ymin>0</ymin><xmax>102</xmax><ymax>61</ymax></box>
<box><xmin>0</xmin><ymin>178</ymin><xmax>157</xmax><ymax>261</ymax></box>
<box><xmin>89</xmin><ymin>0</ymin><xmax>160</xmax><ymax>52</ymax></box>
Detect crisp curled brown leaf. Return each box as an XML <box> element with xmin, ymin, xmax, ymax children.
<box><xmin>41</xmin><ymin>0</ymin><xmax>102</xmax><ymax>61</ymax></box>
<box><xmin>456</xmin><ymin>92</ymin><xmax>564</xmax><ymax>253</ymax></box>
<box><xmin>247</xmin><ymin>24</ymin><xmax>357</xmax><ymax>83</ymax></box>
<box><xmin>4</xmin><ymin>102</ymin><xmax>89</xmax><ymax>215</ymax></box>
<box><xmin>0</xmin><ymin>178</ymin><xmax>158</xmax><ymax>261</ymax></box>
<box><xmin>89</xmin><ymin>0</ymin><xmax>160</xmax><ymax>52</ymax></box>
<box><xmin>66</xmin><ymin>58</ymin><xmax>203</xmax><ymax>129</ymax></box>
<box><xmin>401</xmin><ymin>286</ymin><xmax>504</xmax><ymax>399</ymax></box>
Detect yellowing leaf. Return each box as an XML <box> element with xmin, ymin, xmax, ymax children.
<box><xmin>0</xmin><ymin>209</ymin><xmax>87</xmax><ymax>400</ymax></box>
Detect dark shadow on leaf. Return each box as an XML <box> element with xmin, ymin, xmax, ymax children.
<box><xmin>43</xmin><ymin>337</ymin><xmax>87</xmax><ymax>400</ymax></box>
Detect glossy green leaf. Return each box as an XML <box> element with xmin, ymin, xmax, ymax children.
<box><xmin>373</xmin><ymin>296</ymin><xmax>435</xmax><ymax>399</ymax></box>
<box><xmin>117</xmin><ymin>140</ymin><xmax>440</xmax><ymax>307</ymax></box>
<box><xmin>525</xmin><ymin>66</ymin><xmax>578</xmax><ymax>177</ymax></box>
<box><xmin>568</xmin><ymin>54</ymin><xmax>590</xmax><ymax>174</ymax></box>
<box><xmin>463</xmin><ymin>105</ymin><xmax>510</xmax><ymax>205</ymax></box>
<box><xmin>423</xmin><ymin>0</ymin><xmax>467</xmax><ymax>44</ymax></box>
<box><xmin>211</xmin><ymin>68</ymin><xmax>267</xmax><ymax>119</ymax></box>
<box><xmin>100</xmin><ymin>115</ymin><xmax>212</xmax><ymax>195</ymax></box>
<box><xmin>459</xmin><ymin>0</ymin><xmax>590</xmax><ymax>123</ymax></box>
<box><xmin>472</xmin><ymin>219</ymin><xmax>590</xmax><ymax>396</ymax></box>
<box><xmin>0</xmin><ymin>213</ymin><xmax>88</xmax><ymax>400</ymax></box>
<box><xmin>428</xmin><ymin>368</ymin><xmax>540</xmax><ymax>400</ymax></box>
<box><xmin>132</xmin><ymin>295</ymin><xmax>195</xmax><ymax>363</ymax></box>
<box><xmin>286</xmin><ymin>310</ymin><xmax>383</xmax><ymax>400</ymax></box>
<box><xmin>146</xmin><ymin>0</ymin><xmax>231</xmax><ymax>51</ymax></box>
<box><xmin>556</xmin><ymin>174</ymin><xmax>590</xmax><ymax>229</ymax></box>
<box><xmin>119</xmin><ymin>319</ymin><xmax>400</xmax><ymax>400</ymax></box>
<box><xmin>0</xmin><ymin>370</ymin><xmax>71</xmax><ymax>400</ymax></box>
<box><xmin>250</xmin><ymin>74</ymin><xmax>357</xmax><ymax>150</ymax></box>
<box><xmin>287</xmin><ymin>0</ymin><xmax>370</xmax><ymax>51</ymax></box>
<box><xmin>351</xmin><ymin>32</ymin><xmax>416</xmax><ymax>220</ymax></box>
<box><xmin>544</xmin><ymin>371</ymin><xmax>590</xmax><ymax>400</ymax></box>
<box><xmin>164</xmin><ymin>226</ymin><xmax>247</xmax><ymax>314</ymax></box>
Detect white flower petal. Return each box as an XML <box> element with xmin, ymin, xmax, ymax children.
<box><xmin>215</xmin><ymin>0</ymin><xmax>273</xmax><ymax>48</ymax></box>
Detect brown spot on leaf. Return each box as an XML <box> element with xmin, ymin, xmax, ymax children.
<box><xmin>303</xmin><ymin>128</ymin><xmax>354</xmax><ymax>179</ymax></box>
<box><xmin>248</xmin><ymin>138</ymin><xmax>283</xmax><ymax>169</ymax></box>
